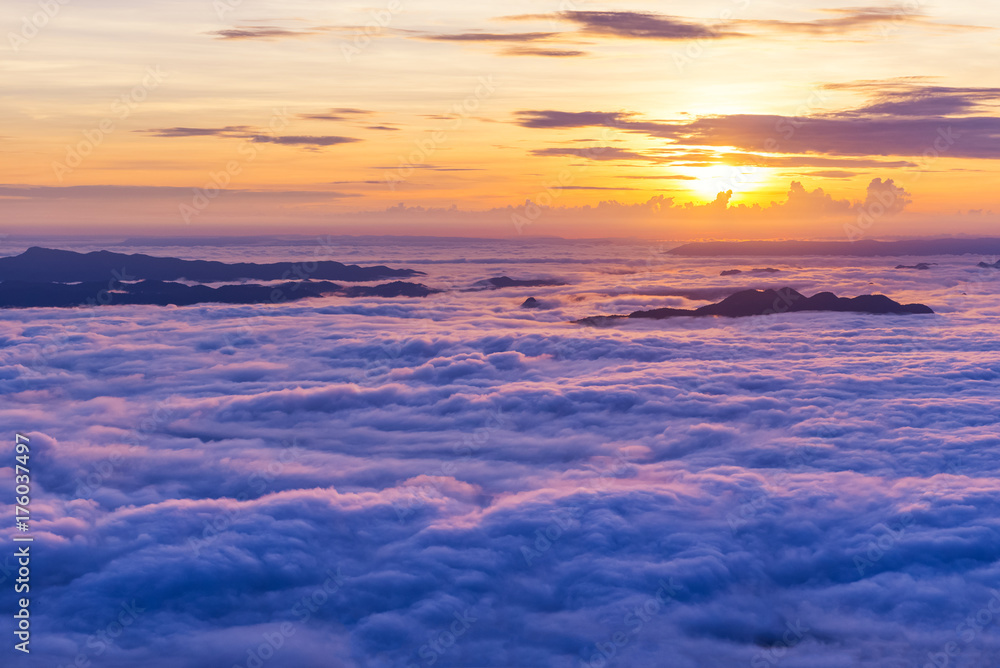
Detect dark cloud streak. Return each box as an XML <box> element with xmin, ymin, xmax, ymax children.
<box><xmin>424</xmin><ymin>31</ymin><xmax>558</xmax><ymax>42</ymax></box>
<box><xmin>208</xmin><ymin>26</ymin><xmax>333</xmax><ymax>40</ymax></box>
<box><xmin>503</xmin><ymin>47</ymin><xmax>587</xmax><ymax>57</ymax></box>
<box><xmin>530</xmin><ymin>147</ymin><xmax>662</xmax><ymax>162</ymax></box>
<box><xmin>534</xmin><ymin>11</ymin><xmax>738</xmax><ymax>40</ymax></box>
<box><xmin>140</xmin><ymin>127</ymin><xmax>361</xmax><ymax>148</ymax></box>
<box><xmin>298</xmin><ymin>108</ymin><xmax>375</xmax><ymax>121</ymax></box>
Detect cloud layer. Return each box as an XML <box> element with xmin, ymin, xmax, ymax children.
<box><xmin>3</xmin><ymin>240</ymin><xmax>1000</xmax><ymax>666</ymax></box>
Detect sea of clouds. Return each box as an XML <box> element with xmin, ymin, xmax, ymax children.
<box><xmin>1</xmin><ymin>238</ymin><xmax>999</xmax><ymax>668</ymax></box>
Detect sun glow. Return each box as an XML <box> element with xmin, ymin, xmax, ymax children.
<box><xmin>678</xmin><ymin>163</ymin><xmax>773</xmax><ymax>203</ymax></box>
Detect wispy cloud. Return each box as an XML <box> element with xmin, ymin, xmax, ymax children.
<box><xmin>800</xmin><ymin>170</ymin><xmax>860</xmax><ymax>178</ymax></box>
<box><xmin>747</xmin><ymin>6</ymin><xmax>922</xmax><ymax>34</ymax></box>
<box><xmin>721</xmin><ymin>154</ymin><xmax>917</xmax><ymax>168</ymax></box>
<box><xmin>296</xmin><ymin>109</ymin><xmax>399</xmax><ymax>131</ymax></box>
<box><xmin>417</xmin><ymin>29</ymin><xmax>590</xmax><ymax>57</ymax></box>
<box><xmin>512</xmin><ymin>10</ymin><xmax>740</xmax><ymax>40</ymax></box>
<box><xmin>502</xmin><ymin>47</ymin><xmax>587</xmax><ymax>57</ymax></box>
<box><xmin>140</xmin><ymin>127</ymin><xmax>361</xmax><ymax>148</ymax></box>
<box><xmin>617</xmin><ymin>174</ymin><xmax>699</xmax><ymax>181</ymax></box>
<box><xmin>530</xmin><ymin>147</ymin><xmax>661</xmax><ymax>162</ymax></box>
<box><xmin>208</xmin><ymin>25</ymin><xmax>335</xmax><ymax>40</ymax></box>
<box><xmin>0</xmin><ymin>184</ymin><xmax>357</xmax><ymax>199</ymax></box>
<box><xmin>747</xmin><ymin>6</ymin><xmax>984</xmax><ymax>35</ymax></box>
<box><xmin>528</xmin><ymin>140</ymin><xmax>918</xmax><ymax>168</ymax></box>
<box><xmin>423</xmin><ymin>31</ymin><xmax>558</xmax><ymax>42</ymax></box>
<box><xmin>254</xmin><ymin>135</ymin><xmax>360</xmax><ymax>146</ymax></box>
<box><xmin>460</xmin><ymin>6</ymin><xmax>984</xmax><ymax>51</ymax></box>
<box><xmin>556</xmin><ymin>185</ymin><xmax>642</xmax><ymax>190</ymax></box>
<box><xmin>829</xmin><ymin>82</ymin><xmax>1000</xmax><ymax>116</ymax></box>
<box><xmin>370</xmin><ymin>164</ymin><xmax>482</xmax><ymax>171</ymax></box>
<box><xmin>298</xmin><ymin>108</ymin><xmax>374</xmax><ymax>121</ymax></box>
<box><xmin>516</xmin><ymin>110</ymin><xmax>629</xmax><ymax>129</ymax></box>
<box><xmin>142</xmin><ymin>126</ymin><xmax>254</xmax><ymax>138</ymax></box>
<box><xmin>652</xmin><ymin>115</ymin><xmax>999</xmax><ymax>158</ymax></box>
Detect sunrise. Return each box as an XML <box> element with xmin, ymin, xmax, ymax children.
<box><xmin>2</xmin><ymin>1</ymin><xmax>1000</xmax><ymax>667</ymax></box>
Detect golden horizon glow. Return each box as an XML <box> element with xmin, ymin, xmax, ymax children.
<box><xmin>1</xmin><ymin>0</ymin><xmax>998</xmax><ymax>237</ymax></box>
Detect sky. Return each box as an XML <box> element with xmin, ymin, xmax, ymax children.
<box><xmin>3</xmin><ymin>0</ymin><xmax>1000</xmax><ymax>237</ymax></box>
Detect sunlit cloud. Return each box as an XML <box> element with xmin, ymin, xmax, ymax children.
<box><xmin>515</xmin><ymin>84</ymin><xmax>1000</xmax><ymax>161</ymax></box>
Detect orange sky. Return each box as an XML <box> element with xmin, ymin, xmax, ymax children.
<box><xmin>2</xmin><ymin>0</ymin><xmax>999</xmax><ymax>238</ymax></box>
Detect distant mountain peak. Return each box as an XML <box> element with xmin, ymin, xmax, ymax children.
<box><xmin>577</xmin><ymin>287</ymin><xmax>933</xmax><ymax>325</ymax></box>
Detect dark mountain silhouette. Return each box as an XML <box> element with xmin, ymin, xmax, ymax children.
<box><xmin>669</xmin><ymin>238</ymin><xmax>1000</xmax><ymax>257</ymax></box>
<box><xmin>470</xmin><ymin>276</ymin><xmax>566</xmax><ymax>290</ymax></box>
<box><xmin>977</xmin><ymin>259</ymin><xmax>1000</xmax><ymax>269</ymax></box>
<box><xmin>0</xmin><ymin>279</ymin><xmax>437</xmax><ymax>308</ymax></box>
<box><xmin>521</xmin><ymin>297</ymin><xmax>541</xmax><ymax>309</ymax></box>
<box><xmin>895</xmin><ymin>263</ymin><xmax>935</xmax><ymax>270</ymax></box>
<box><xmin>342</xmin><ymin>282</ymin><xmax>439</xmax><ymax>298</ymax></box>
<box><xmin>720</xmin><ymin>268</ymin><xmax>781</xmax><ymax>276</ymax></box>
<box><xmin>576</xmin><ymin>288</ymin><xmax>933</xmax><ymax>325</ymax></box>
<box><xmin>0</xmin><ymin>247</ymin><xmax>422</xmax><ymax>283</ymax></box>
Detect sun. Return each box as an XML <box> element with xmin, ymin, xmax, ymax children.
<box><xmin>677</xmin><ymin>163</ymin><xmax>771</xmax><ymax>203</ymax></box>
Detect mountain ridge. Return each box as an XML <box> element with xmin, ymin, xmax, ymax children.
<box><xmin>668</xmin><ymin>239</ymin><xmax>1000</xmax><ymax>257</ymax></box>
<box><xmin>0</xmin><ymin>247</ymin><xmax>423</xmax><ymax>283</ymax></box>
<box><xmin>577</xmin><ymin>288</ymin><xmax>933</xmax><ymax>325</ymax></box>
